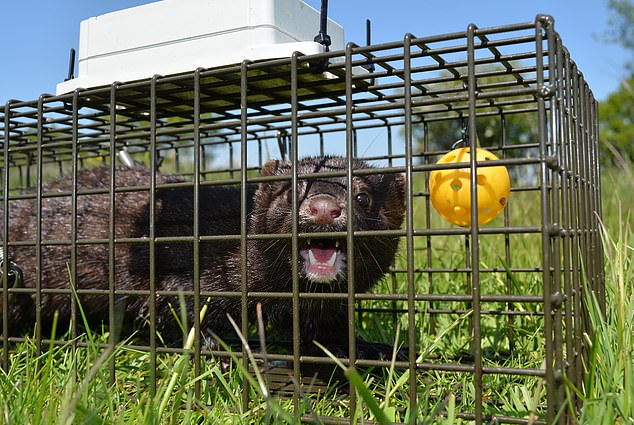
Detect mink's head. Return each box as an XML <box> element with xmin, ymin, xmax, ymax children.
<box><xmin>251</xmin><ymin>156</ymin><xmax>405</xmax><ymax>292</ymax></box>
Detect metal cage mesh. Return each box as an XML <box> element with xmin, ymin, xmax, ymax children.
<box><xmin>1</xmin><ymin>15</ymin><xmax>603</xmax><ymax>424</ymax></box>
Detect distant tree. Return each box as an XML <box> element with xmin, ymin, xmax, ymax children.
<box><xmin>413</xmin><ymin>113</ymin><xmax>538</xmax><ymax>155</ymax></box>
<box><xmin>598</xmin><ymin>0</ymin><xmax>634</xmax><ymax>165</ymax></box>
<box><xmin>599</xmin><ymin>74</ymin><xmax>634</xmax><ymax>165</ymax></box>
<box><xmin>412</xmin><ymin>68</ymin><xmax>539</xmax><ymax>161</ymax></box>
<box><xmin>603</xmin><ymin>0</ymin><xmax>634</xmax><ymax>71</ymax></box>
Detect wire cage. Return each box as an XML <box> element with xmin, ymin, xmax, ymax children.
<box><xmin>1</xmin><ymin>15</ymin><xmax>603</xmax><ymax>424</ymax></box>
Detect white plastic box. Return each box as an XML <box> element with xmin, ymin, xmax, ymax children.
<box><xmin>56</xmin><ymin>0</ymin><xmax>344</xmax><ymax>94</ymax></box>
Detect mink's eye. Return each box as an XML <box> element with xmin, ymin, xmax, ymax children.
<box><xmin>355</xmin><ymin>192</ymin><xmax>371</xmax><ymax>209</ymax></box>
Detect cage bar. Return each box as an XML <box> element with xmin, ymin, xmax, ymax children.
<box><xmin>0</xmin><ymin>16</ymin><xmax>603</xmax><ymax>423</ymax></box>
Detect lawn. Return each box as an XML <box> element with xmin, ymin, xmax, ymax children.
<box><xmin>0</xmin><ymin>163</ymin><xmax>631</xmax><ymax>425</ymax></box>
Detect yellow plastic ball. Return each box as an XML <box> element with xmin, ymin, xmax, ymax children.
<box><xmin>429</xmin><ymin>147</ymin><xmax>510</xmax><ymax>227</ymax></box>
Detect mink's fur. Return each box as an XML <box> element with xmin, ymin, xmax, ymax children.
<box><xmin>1</xmin><ymin>156</ymin><xmax>405</xmax><ymax>355</ymax></box>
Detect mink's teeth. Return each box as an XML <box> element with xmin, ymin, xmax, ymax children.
<box><xmin>326</xmin><ymin>250</ymin><xmax>337</xmax><ymax>267</ymax></box>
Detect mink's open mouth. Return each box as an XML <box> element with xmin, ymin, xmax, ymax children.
<box><xmin>299</xmin><ymin>238</ymin><xmax>346</xmax><ymax>283</ymax></box>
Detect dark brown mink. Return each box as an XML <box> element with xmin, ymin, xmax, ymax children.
<box><xmin>1</xmin><ymin>156</ymin><xmax>405</xmax><ymax>356</ymax></box>
<box><xmin>0</xmin><ymin>166</ymin><xmax>188</xmax><ymax>335</ymax></box>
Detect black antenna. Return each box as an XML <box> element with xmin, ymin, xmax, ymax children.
<box><xmin>313</xmin><ymin>0</ymin><xmax>331</xmax><ymax>52</ymax></box>
<box><xmin>65</xmin><ymin>48</ymin><xmax>76</xmax><ymax>81</ymax></box>
<box><xmin>364</xmin><ymin>18</ymin><xmax>375</xmax><ymax>73</ymax></box>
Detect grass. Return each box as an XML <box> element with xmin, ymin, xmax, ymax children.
<box><xmin>1</xmin><ymin>163</ymin><xmax>632</xmax><ymax>424</ymax></box>
<box><xmin>571</xmin><ymin>165</ymin><xmax>634</xmax><ymax>424</ymax></box>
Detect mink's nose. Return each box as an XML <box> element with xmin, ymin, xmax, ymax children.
<box><xmin>306</xmin><ymin>196</ymin><xmax>342</xmax><ymax>225</ymax></box>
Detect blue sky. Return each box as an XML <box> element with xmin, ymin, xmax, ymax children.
<box><xmin>0</xmin><ymin>0</ymin><xmax>628</xmax><ymax>105</ymax></box>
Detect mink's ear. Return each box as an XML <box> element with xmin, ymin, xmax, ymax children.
<box><xmin>261</xmin><ymin>160</ymin><xmax>279</xmax><ymax>176</ymax></box>
<box><xmin>389</xmin><ymin>172</ymin><xmax>406</xmax><ymax>211</ymax></box>
<box><xmin>383</xmin><ymin>172</ymin><xmax>406</xmax><ymax>228</ymax></box>
<box><xmin>393</xmin><ymin>173</ymin><xmax>406</xmax><ymax>199</ymax></box>
<box><xmin>260</xmin><ymin>159</ymin><xmax>289</xmax><ymax>176</ymax></box>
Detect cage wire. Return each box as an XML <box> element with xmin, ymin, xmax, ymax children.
<box><xmin>1</xmin><ymin>15</ymin><xmax>603</xmax><ymax>424</ymax></box>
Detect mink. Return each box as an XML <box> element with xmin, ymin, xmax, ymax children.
<box><xmin>1</xmin><ymin>156</ymin><xmax>405</xmax><ymax>356</ymax></box>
